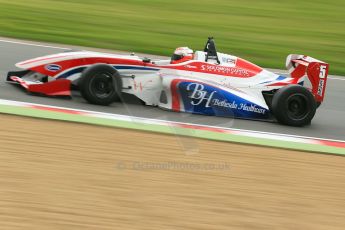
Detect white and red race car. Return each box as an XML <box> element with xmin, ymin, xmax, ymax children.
<box><xmin>7</xmin><ymin>38</ymin><xmax>329</xmax><ymax>126</ymax></box>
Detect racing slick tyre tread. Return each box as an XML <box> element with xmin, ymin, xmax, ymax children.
<box><xmin>272</xmin><ymin>85</ymin><xmax>317</xmax><ymax>127</ymax></box>
<box><xmin>79</xmin><ymin>64</ymin><xmax>122</xmax><ymax>106</ymax></box>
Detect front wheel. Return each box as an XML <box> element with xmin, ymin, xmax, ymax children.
<box><xmin>272</xmin><ymin>85</ymin><xmax>317</xmax><ymax>126</ymax></box>
<box><xmin>78</xmin><ymin>64</ymin><xmax>122</xmax><ymax>105</ymax></box>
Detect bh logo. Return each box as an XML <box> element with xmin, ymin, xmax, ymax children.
<box><xmin>186</xmin><ymin>83</ymin><xmax>216</xmax><ymax>107</ymax></box>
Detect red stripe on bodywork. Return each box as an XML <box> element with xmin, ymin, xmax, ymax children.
<box><xmin>27</xmin><ymin>55</ymin><xmax>263</xmax><ymax>79</ymax></box>
<box><xmin>29</xmin><ymin>57</ymin><xmax>150</xmax><ymax>77</ymax></box>
<box><xmin>267</xmin><ymin>82</ymin><xmax>289</xmax><ymax>87</ymax></box>
<box><xmin>170</xmin><ymin>79</ymin><xmax>182</xmax><ymax>112</ymax></box>
<box><xmin>158</xmin><ymin>59</ymin><xmax>262</xmax><ymax>78</ymax></box>
<box><xmin>28</xmin><ymin>79</ymin><xmax>72</xmax><ymax>96</ymax></box>
<box><xmin>267</xmin><ymin>77</ymin><xmax>300</xmax><ymax>87</ymax></box>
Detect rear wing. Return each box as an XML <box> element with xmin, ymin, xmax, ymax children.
<box><xmin>286</xmin><ymin>54</ymin><xmax>329</xmax><ymax>103</ymax></box>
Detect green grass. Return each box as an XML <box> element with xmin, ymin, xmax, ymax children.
<box><xmin>0</xmin><ymin>0</ymin><xmax>344</xmax><ymax>75</ymax></box>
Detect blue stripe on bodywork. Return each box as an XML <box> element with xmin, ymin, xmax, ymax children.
<box><xmin>276</xmin><ymin>75</ymin><xmax>287</xmax><ymax>81</ymax></box>
<box><xmin>260</xmin><ymin>75</ymin><xmax>287</xmax><ymax>85</ymax></box>
<box><xmin>114</xmin><ymin>65</ymin><xmax>159</xmax><ymax>71</ymax></box>
<box><xmin>56</xmin><ymin>65</ymin><xmax>159</xmax><ymax>79</ymax></box>
<box><xmin>56</xmin><ymin>67</ymin><xmax>86</xmax><ymax>79</ymax></box>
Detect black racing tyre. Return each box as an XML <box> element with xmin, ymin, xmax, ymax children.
<box><xmin>78</xmin><ymin>64</ymin><xmax>122</xmax><ymax>105</ymax></box>
<box><xmin>316</xmin><ymin>102</ymin><xmax>322</xmax><ymax>109</ymax></box>
<box><xmin>272</xmin><ymin>85</ymin><xmax>316</xmax><ymax>126</ymax></box>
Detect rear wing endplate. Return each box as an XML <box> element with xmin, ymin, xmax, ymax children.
<box><xmin>286</xmin><ymin>54</ymin><xmax>329</xmax><ymax>103</ymax></box>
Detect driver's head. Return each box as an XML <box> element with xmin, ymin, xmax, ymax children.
<box><xmin>171</xmin><ymin>47</ymin><xmax>193</xmax><ymax>64</ymax></box>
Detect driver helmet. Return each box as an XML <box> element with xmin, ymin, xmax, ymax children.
<box><xmin>171</xmin><ymin>47</ymin><xmax>193</xmax><ymax>64</ymax></box>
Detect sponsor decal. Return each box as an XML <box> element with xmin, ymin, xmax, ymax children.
<box><xmin>237</xmin><ymin>103</ymin><xmax>266</xmax><ymax>114</ymax></box>
<box><xmin>213</xmin><ymin>99</ymin><xmax>237</xmax><ymax>109</ymax></box>
<box><xmin>317</xmin><ymin>79</ymin><xmax>324</xmax><ymax>96</ymax></box>
<box><xmin>184</xmin><ymin>64</ymin><xmax>197</xmax><ymax>69</ymax></box>
<box><xmin>200</xmin><ymin>64</ymin><xmax>249</xmax><ymax>77</ymax></box>
<box><xmin>319</xmin><ymin>65</ymin><xmax>327</xmax><ymax>79</ymax></box>
<box><xmin>45</xmin><ymin>64</ymin><xmax>62</xmax><ymax>72</ymax></box>
<box><xmin>221</xmin><ymin>57</ymin><xmax>237</xmax><ymax>65</ymax></box>
<box><xmin>186</xmin><ymin>83</ymin><xmax>266</xmax><ymax>115</ymax></box>
<box><xmin>187</xmin><ymin>83</ymin><xmax>216</xmax><ymax>107</ymax></box>
<box><xmin>133</xmin><ymin>79</ymin><xmax>154</xmax><ymax>91</ymax></box>
<box><xmin>212</xmin><ymin>99</ymin><xmax>266</xmax><ymax>114</ymax></box>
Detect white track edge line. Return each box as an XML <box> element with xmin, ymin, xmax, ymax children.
<box><xmin>0</xmin><ymin>39</ymin><xmax>69</xmax><ymax>50</ymax></box>
<box><xmin>0</xmin><ymin>98</ymin><xmax>344</xmax><ymax>144</ymax></box>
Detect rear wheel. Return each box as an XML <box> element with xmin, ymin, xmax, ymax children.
<box><xmin>272</xmin><ymin>85</ymin><xmax>316</xmax><ymax>126</ymax></box>
<box><xmin>78</xmin><ymin>64</ymin><xmax>122</xmax><ymax>105</ymax></box>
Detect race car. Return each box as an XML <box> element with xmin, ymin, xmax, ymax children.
<box><xmin>7</xmin><ymin>37</ymin><xmax>329</xmax><ymax>126</ymax></box>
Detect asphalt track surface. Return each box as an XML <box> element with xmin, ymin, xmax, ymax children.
<box><xmin>0</xmin><ymin>38</ymin><xmax>344</xmax><ymax>141</ymax></box>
